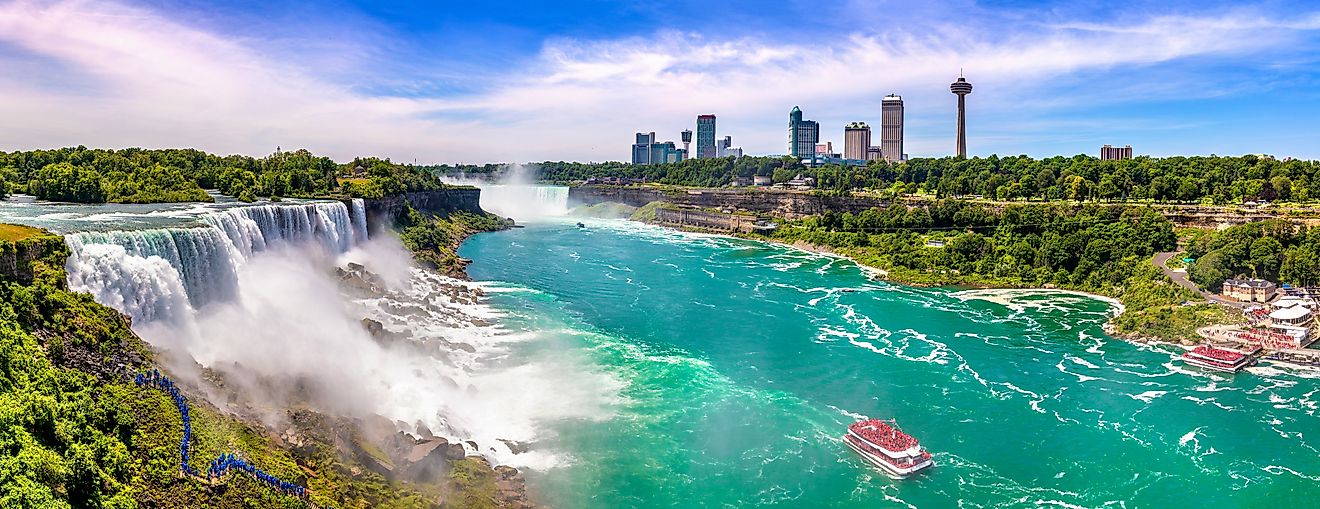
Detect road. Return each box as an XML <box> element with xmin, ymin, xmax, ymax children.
<box><xmin>1152</xmin><ymin>251</ymin><xmax>1246</xmax><ymax>308</ymax></box>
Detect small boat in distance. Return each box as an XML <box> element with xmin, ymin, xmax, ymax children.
<box><xmin>576</xmin><ymin>222</ymin><xmax>586</xmax><ymax>228</ymax></box>
<box><xmin>843</xmin><ymin>419</ymin><xmax>933</xmax><ymax>479</ymax></box>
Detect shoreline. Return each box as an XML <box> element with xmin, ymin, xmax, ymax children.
<box><xmin>619</xmin><ymin>218</ymin><xmax>1191</xmax><ymax>346</ymax></box>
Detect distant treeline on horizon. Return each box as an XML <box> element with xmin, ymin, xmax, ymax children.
<box><xmin>3</xmin><ymin>146</ymin><xmax>1316</xmax><ymax>206</ymax></box>
<box><xmin>426</xmin><ymin>153</ymin><xmax>1319</xmax><ymax>205</ymax></box>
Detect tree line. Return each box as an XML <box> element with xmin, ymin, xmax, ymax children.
<box><xmin>0</xmin><ymin>147</ymin><xmax>446</xmax><ymax>203</ymax></box>
<box><xmin>435</xmin><ymin>153</ymin><xmax>1320</xmax><ymax>205</ymax></box>
<box><xmin>1185</xmin><ymin>220</ymin><xmax>1320</xmax><ymax>289</ymax></box>
<box><xmin>770</xmin><ymin>201</ymin><xmax>1179</xmax><ymax>291</ymax></box>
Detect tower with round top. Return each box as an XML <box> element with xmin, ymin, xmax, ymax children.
<box><xmin>950</xmin><ymin>74</ymin><xmax>973</xmax><ymax>158</ymax></box>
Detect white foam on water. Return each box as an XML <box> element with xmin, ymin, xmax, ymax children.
<box><xmin>63</xmin><ymin>200</ymin><xmax>619</xmax><ymax>470</ymax></box>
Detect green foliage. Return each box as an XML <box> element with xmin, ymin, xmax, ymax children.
<box><xmin>0</xmin><ymin>231</ymin><xmax>505</xmax><ymax>508</ymax></box>
<box><xmin>1112</xmin><ymin>303</ymin><xmax>1242</xmax><ymax>341</ymax></box>
<box><xmin>629</xmin><ymin>201</ymin><xmax>670</xmax><ymax>222</ymax></box>
<box><xmin>0</xmin><ymin>147</ymin><xmax>446</xmax><ymax>204</ymax></box>
<box><xmin>0</xmin><ymin>240</ymin><xmax>144</xmax><ymax>508</ymax></box>
<box><xmin>433</xmin><ymin>154</ymin><xmax>1320</xmax><ymax>204</ymax></box>
<box><xmin>762</xmin><ymin>201</ymin><xmax>1198</xmax><ymax>310</ymax></box>
<box><xmin>396</xmin><ymin>204</ymin><xmax>511</xmax><ymax>273</ymax></box>
<box><xmin>445</xmin><ymin>458</ymin><xmax>499</xmax><ymax>509</ymax></box>
<box><xmin>1186</xmin><ymin>220</ymin><xmax>1318</xmax><ymax>289</ymax></box>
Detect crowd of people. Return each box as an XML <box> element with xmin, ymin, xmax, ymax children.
<box><xmin>849</xmin><ymin>419</ymin><xmax>919</xmax><ymax>451</ymax></box>
<box><xmin>135</xmin><ymin>369</ymin><xmax>322</xmax><ymax>506</ymax></box>
<box><xmin>135</xmin><ymin>370</ymin><xmax>198</xmax><ymax>476</ymax></box>
<box><xmin>208</xmin><ymin>454</ymin><xmax>306</xmax><ymax>498</ymax></box>
<box><xmin>1189</xmin><ymin>346</ymin><xmax>1246</xmax><ymax>362</ymax></box>
<box><xmin>1235</xmin><ymin>328</ymin><xmax>1300</xmax><ymax>349</ymax></box>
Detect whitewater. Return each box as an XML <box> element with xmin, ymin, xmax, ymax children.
<box><xmin>453</xmin><ymin>187</ymin><xmax>1320</xmax><ymax>508</ymax></box>
<box><xmin>0</xmin><ymin>194</ymin><xmax>611</xmax><ymax>470</ymax></box>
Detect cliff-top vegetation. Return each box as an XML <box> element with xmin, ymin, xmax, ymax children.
<box><xmin>435</xmin><ymin>153</ymin><xmax>1320</xmax><ymax>206</ymax></box>
<box><xmin>0</xmin><ymin>147</ymin><xmax>449</xmax><ymax>204</ymax></box>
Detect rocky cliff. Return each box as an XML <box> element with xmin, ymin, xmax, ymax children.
<box><xmin>360</xmin><ymin>187</ymin><xmax>485</xmax><ymax>232</ymax></box>
<box><xmin>0</xmin><ymin>229</ymin><xmax>66</xmax><ymax>284</ymax></box>
<box><xmin>569</xmin><ymin>185</ymin><xmax>1306</xmax><ymax>230</ymax></box>
<box><xmin>568</xmin><ymin>185</ymin><xmax>890</xmax><ymax>219</ymax></box>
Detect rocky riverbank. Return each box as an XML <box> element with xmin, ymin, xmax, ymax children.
<box><xmin>334</xmin><ymin>259</ymin><xmax>539</xmax><ymax>508</ymax></box>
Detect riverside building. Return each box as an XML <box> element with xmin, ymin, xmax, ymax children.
<box><xmin>1223</xmin><ymin>278</ymin><xmax>1277</xmax><ymax>303</ymax></box>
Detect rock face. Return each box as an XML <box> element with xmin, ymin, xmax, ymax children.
<box><xmin>358</xmin><ymin>189</ymin><xmax>484</xmax><ymax>233</ymax></box>
<box><xmin>568</xmin><ymin>185</ymin><xmax>891</xmax><ymax>219</ymax></box>
<box><xmin>0</xmin><ymin>232</ymin><xmax>67</xmax><ymax>284</ymax></box>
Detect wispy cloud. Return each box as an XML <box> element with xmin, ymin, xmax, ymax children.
<box><xmin>0</xmin><ymin>0</ymin><xmax>1316</xmax><ymax>162</ymax></box>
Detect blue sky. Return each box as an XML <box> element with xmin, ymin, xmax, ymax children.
<box><xmin>1</xmin><ymin>0</ymin><xmax>1319</xmax><ymax>163</ymax></box>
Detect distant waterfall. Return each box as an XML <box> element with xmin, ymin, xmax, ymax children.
<box><xmin>65</xmin><ymin>201</ymin><xmax>368</xmax><ymax>324</ymax></box>
<box><xmin>475</xmin><ymin>185</ymin><xmax>569</xmax><ymax>220</ymax></box>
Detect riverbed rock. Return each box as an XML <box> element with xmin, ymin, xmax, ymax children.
<box><xmin>498</xmin><ymin>438</ymin><xmax>530</xmax><ymax>455</ymax></box>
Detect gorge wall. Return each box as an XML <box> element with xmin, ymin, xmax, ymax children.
<box><xmin>0</xmin><ymin>231</ymin><xmax>67</xmax><ymax>284</ymax></box>
<box><xmin>570</xmin><ymin>185</ymin><xmax>1301</xmax><ymax>229</ymax></box>
<box><xmin>359</xmin><ymin>187</ymin><xmax>484</xmax><ymax>231</ymax></box>
<box><xmin>653</xmin><ymin>207</ymin><xmax>760</xmax><ymax>233</ymax></box>
<box><xmin>568</xmin><ymin>185</ymin><xmax>890</xmax><ymax>219</ymax></box>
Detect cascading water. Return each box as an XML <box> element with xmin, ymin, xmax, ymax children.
<box><xmin>472</xmin><ymin>185</ymin><xmax>569</xmax><ymax>220</ymax></box>
<box><xmin>65</xmin><ymin>201</ymin><xmax>366</xmax><ymax>323</ymax></box>
<box><xmin>49</xmin><ymin>196</ymin><xmax>604</xmax><ymax>469</ymax></box>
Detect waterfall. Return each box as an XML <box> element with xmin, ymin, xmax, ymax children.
<box><xmin>65</xmin><ymin>200</ymin><xmax>367</xmax><ymax>324</ymax></box>
<box><xmin>350</xmin><ymin>198</ymin><xmax>369</xmax><ymax>243</ymax></box>
<box><xmin>475</xmin><ymin>185</ymin><xmax>569</xmax><ymax>220</ymax></box>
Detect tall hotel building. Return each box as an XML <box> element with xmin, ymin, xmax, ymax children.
<box><xmin>881</xmin><ymin>94</ymin><xmax>905</xmax><ymax>162</ymax></box>
<box><xmin>789</xmin><ymin>106</ymin><xmax>819</xmax><ymax>163</ymax></box>
<box><xmin>696</xmin><ymin>115</ymin><xmax>717</xmax><ymax>158</ymax></box>
<box><xmin>1101</xmin><ymin>145</ymin><xmax>1133</xmax><ymax>160</ymax></box>
<box><xmin>844</xmin><ymin>122</ymin><xmax>871</xmax><ymax>161</ymax></box>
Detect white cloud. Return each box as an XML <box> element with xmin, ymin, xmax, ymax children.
<box><xmin>0</xmin><ymin>0</ymin><xmax>1315</xmax><ymax>162</ymax></box>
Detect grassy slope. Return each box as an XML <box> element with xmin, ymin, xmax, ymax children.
<box><xmin>0</xmin><ymin>224</ymin><xmax>42</xmax><ymax>242</ymax></box>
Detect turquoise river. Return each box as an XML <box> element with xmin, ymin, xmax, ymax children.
<box><xmin>460</xmin><ymin>218</ymin><xmax>1320</xmax><ymax>508</ymax></box>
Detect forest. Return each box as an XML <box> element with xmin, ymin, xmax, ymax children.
<box><xmin>1185</xmin><ymin>220</ymin><xmax>1320</xmax><ymax>289</ymax></box>
<box><xmin>756</xmin><ymin>201</ymin><xmax>1217</xmax><ymax>339</ymax></box>
<box><xmin>435</xmin><ymin>153</ymin><xmax>1320</xmax><ymax>205</ymax></box>
<box><xmin>0</xmin><ymin>147</ymin><xmax>446</xmax><ymax>203</ymax></box>
<box><xmin>766</xmin><ymin>201</ymin><xmax>1179</xmax><ymax>290</ymax></box>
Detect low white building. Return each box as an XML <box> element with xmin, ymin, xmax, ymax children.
<box><xmin>1270</xmin><ymin>305</ymin><xmax>1315</xmax><ymax>328</ymax></box>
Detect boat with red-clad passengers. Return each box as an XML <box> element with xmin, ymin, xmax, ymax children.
<box><xmin>1181</xmin><ymin>345</ymin><xmax>1255</xmax><ymax>373</ymax></box>
<box><xmin>843</xmin><ymin>419</ymin><xmax>933</xmax><ymax>479</ymax></box>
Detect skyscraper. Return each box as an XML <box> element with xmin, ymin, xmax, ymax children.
<box><xmin>844</xmin><ymin>122</ymin><xmax>870</xmax><ymax>161</ymax></box>
<box><xmin>632</xmin><ymin>132</ymin><xmax>685</xmax><ymax>165</ymax></box>
<box><xmin>788</xmin><ymin>106</ymin><xmax>819</xmax><ymax>164</ymax></box>
<box><xmin>696</xmin><ymin>115</ymin><xmax>717</xmax><ymax>158</ymax></box>
<box><xmin>681</xmin><ymin>129</ymin><xmax>693</xmax><ymax>154</ymax></box>
<box><xmin>632</xmin><ymin>132</ymin><xmax>656</xmax><ymax>165</ymax></box>
<box><xmin>950</xmin><ymin>75</ymin><xmax>973</xmax><ymax>158</ymax></box>
<box><xmin>881</xmin><ymin>94</ymin><xmax>904</xmax><ymax>163</ymax></box>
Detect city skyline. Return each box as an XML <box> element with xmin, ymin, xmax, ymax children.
<box><xmin>2</xmin><ymin>1</ymin><xmax>1320</xmax><ymax>163</ymax></box>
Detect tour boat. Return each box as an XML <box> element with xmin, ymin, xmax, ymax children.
<box><xmin>843</xmin><ymin>419</ymin><xmax>933</xmax><ymax>479</ymax></box>
<box><xmin>1181</xmin><ymin>345</ymin><xmax>1254</xmax><ymax>373</ymax></box>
